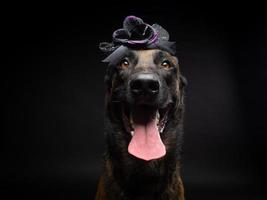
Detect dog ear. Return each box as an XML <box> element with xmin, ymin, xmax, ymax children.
<box><xmin>104</xmin><ymin>67</ymin><xmax>114</xmax><ymax>91</ymax></box>
<box><xmin>177</xmin><ymin>74</ymin><xmax>187</xmax><ymax>107</ymax></box>
<box><xmin>104</xmin><ymin>74</ymin><xmax>111</xmax><ymax>88</ymax></box>
<box><xmin>179</xmin><ymin>74</ymin><xmax>187</xmax><ymax>88</ymax></box>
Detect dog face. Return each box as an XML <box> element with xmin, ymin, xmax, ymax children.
<box><xmin>105</xmin><ymin>48</ymin><xmax>185</xmax><ymax>161</ymax></box>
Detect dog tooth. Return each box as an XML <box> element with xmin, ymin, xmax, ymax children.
<box><xmin>131</xmin><ymin>131</ymin><xmax>134</xmax><ymax>136</ymax></box>
<box><xmin>156</xmin><ymin>110</ymin><xmax>160</xmax><ymax>119</ymax></box>
<box><xmin>156</xmin><ymin>111</ymin><xmax>160</xmax><ymax>124</ymax></box>
<box><xmin>160</xmin><ymin>125</ymin><xmax>165</xmax><ymax>133</ymax></box>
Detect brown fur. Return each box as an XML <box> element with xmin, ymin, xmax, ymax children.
<box><xmin>96</xmin><ymin>49</ymin><xmax>186</xmax><ymax>200</ymax></box>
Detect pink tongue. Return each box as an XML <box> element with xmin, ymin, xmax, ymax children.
<box><xmin>128</xmin><ymin>117</ymin><xmax>166</xmax><ymax>161</ymax></box>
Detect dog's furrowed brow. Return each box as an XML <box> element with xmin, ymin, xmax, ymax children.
<box><xmin>125</xmin><ymin>51</ymin><xmax>137</xmax><ymax>62</ymax></box>
<box><xmin>153</xmin><ymin>51</ymin><xmax>169</xmax><ymax>64</ymax></box>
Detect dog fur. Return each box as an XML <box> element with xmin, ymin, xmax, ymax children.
<box><xmin>96</xmin><ymin>49</ymin><xmax>186</xmax><ymax>200</ymax></box>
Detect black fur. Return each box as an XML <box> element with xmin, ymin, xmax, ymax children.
<box><xmin>99</xmin><ymin>49</ymin><xmax>186</xmax><ymax>200</ymax></box>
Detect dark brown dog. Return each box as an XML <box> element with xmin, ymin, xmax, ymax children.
<box><xmin>96</xmin><ymin>48</ymin><xmax>186</xmax><ymax>200</ymax></box>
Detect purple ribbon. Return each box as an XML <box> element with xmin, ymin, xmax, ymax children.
<box><xmin>112</xmin><ymin>16</ymin><xmax>159</xmax><ymax>46</ymax></box>
<box><xmin>100</xmin><ymin>16</ymin><xmax>176</xmax><ymax>64</ymax></box>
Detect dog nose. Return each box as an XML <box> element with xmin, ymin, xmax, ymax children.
<box><xmin>130</xmin><ymin>74</ymin><xmax>159</xmax><ymax>97</ymax></box>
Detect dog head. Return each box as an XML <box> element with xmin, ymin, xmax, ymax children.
<box><xmin>100</xmin><ymin>16</ymin><xmax>186</xmax><ymax>162</ymax></box>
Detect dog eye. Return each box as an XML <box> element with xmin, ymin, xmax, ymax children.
<box><xmin>119</xmin><ymin>59</ymin><xmax>130</xmax><ymax>69</ymax></box>
<box><xmin>161</xmin><ymin>60</ymin><xmax>171</xmax><ymax>69</ymax></box>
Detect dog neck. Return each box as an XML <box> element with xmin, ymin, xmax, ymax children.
<box><xmin>103</xmin><ymin>150</ymin><xmax>181</xmax><ymax>199</ymax></box>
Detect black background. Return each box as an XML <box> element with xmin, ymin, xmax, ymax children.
<box><xmin>3</xmin><ymin>2</ymin><xmax>267</xmax><ymax>200</ymax></box>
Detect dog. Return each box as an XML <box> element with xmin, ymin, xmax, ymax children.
<box><xmin>96</xmin><ymin>16</ymin><xmax>186</xmax><ymax>200</ymax></box>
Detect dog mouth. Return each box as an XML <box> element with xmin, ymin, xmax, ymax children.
<box><xmin>122</xmin><ymin>104</ymin><xmax>172</xmax><ymax>161</ymax></box>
